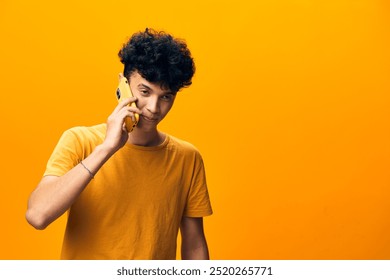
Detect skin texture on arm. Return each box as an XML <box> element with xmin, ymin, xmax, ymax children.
<box><xmin>180</xmin><ymin>217</ymin><xmax>210</xmax><ymax>260</ymax></box>
<box><xmin>26</xmin><ymin>97</ymin><xmax>142</xmax><ymax>230</ymax></box>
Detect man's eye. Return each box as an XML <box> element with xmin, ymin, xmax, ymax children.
<box><xmin>161</xmin><ymin>95</ymin><xmax>173</xmax><ymax>101</ymax></box>
<box><xmin>140</xmin><ymin>90</ymin><xmax>149</xmax><ymax>95</ymax></box>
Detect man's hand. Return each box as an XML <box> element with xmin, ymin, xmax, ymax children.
<box><xmin>103</xmin><ymin>97</ymin><xmax>143</xmax><ymax>154</ymax></box>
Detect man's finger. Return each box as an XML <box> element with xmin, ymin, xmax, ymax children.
<box><xmin>113</xmin><ymin>97</ymin><xmax>138</xmax><ymax>113</ymax></box>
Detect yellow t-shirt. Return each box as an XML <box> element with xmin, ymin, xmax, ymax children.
<box><xmin>44</xmin><ymin>124</ymin><xmax>212</xmax><ymax>259</ymax></box>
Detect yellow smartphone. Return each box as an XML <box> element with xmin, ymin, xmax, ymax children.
<box><xmin>115</xmin><ymin>75</ymin><xmax>139</xmax><ymax>132</ymax></box>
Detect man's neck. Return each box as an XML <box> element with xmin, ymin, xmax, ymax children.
<box><xmin>127</xmin><ymin>128</ymin><xmax>165</xmax><ymax>147</ymax></box>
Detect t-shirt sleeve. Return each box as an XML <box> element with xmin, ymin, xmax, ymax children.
<box><xmin>44</xmin><ymin>129</ymin><xmax>84</xmax><ymax>177</ymax></box>
<box><xmin>183</xmin><ymin>152</ymin><xmax>213</xmax><ymax>217</ymax></box>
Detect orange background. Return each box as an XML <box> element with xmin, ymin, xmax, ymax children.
<box><xmin>0</xmin><ymin>0</ymin><xmax>389</xmax><ymax>259</ymax></box>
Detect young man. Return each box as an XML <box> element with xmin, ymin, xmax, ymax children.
<box><xmin>26</xmin><ymin>28</ymin><xmax>213</xmax><ymax>260</ymax></box>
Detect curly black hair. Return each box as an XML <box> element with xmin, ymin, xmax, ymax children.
<box><xmin>118</xmin><ymin>28</ymin><xmax>195</xmax><ymax>93</ymax></box>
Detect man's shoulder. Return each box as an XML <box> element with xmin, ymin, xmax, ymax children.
<box><xmin>62</xmin><ymin>123</ymin><xmax>106</xmax><ymax>143</ymax></box>
<box><xmin>166</xmin><ymin>134</ymin><xmax>201</xmax><ymax>156</ymax></box>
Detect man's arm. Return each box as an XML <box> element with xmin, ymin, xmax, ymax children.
<box><xmin>26</xmin><ymin>145</ymin><xmax>113</xmax><ymax>230</ymax></box>
<box><xmin>26</xmin><ymin>97</ymin><xmax>141</xmax><ymax>230</ymax></box>
<box><xmin>180</xmin><ymin>216</ymin><xmax>210</xmax><ymax>260</ymax></box>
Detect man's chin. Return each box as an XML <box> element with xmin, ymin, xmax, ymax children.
<box><xmin>136</xmin><ymin>118</ymin><xmax>160</xmax><ymax>131</ymax></box>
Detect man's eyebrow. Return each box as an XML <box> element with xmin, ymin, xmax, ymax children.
<box><xmin>138</xmin><ymin>83</ymin><xmax>175</xmax><ymax>95</ymax></box>
<box><xmin>138</xmin><ymin>83</ymin><xmax>151</xmax><ymax>89</ymax></box>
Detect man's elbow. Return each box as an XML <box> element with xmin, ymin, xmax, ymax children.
<box><xmin>25</xmin><ymin>208</ymin><xmax>49</xmax><ymax>230</ymax></box>
<box><xmin>181</xmin><ymin>239</ymin><xmax>210</xmax><ymax>260</ymax></box>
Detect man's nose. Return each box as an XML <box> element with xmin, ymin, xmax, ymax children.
<box><xmin>145</xmin><ymin>97</ymin><xmax>160</xmax><ymax>114</ymax></box>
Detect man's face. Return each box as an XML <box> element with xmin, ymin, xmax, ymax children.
<box><xmin>128</xmin><ymin>71</ymin><xmax>176</xmax><ymax>130</ymax></box>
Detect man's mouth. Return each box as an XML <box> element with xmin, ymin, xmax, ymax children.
<box><xmin>141</xmin><ymin>115</ymin><xmax>158</xmax><ymax>122</ymax></box>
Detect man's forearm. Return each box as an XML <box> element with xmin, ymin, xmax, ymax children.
<box><xmin>26</xmin><ymin>144</ymin><xmax>114</xmax><ymax>230</ymax></box>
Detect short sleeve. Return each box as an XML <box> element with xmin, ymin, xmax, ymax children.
<box><xmin>183</xmin><ymin>152</ymin><xmax>213</xmax><ymax>217</ymax></box>
<box><xmin>44</xmin><ymin>129</ymin><xmax>84</xmax><ymax>177</ymax></box>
